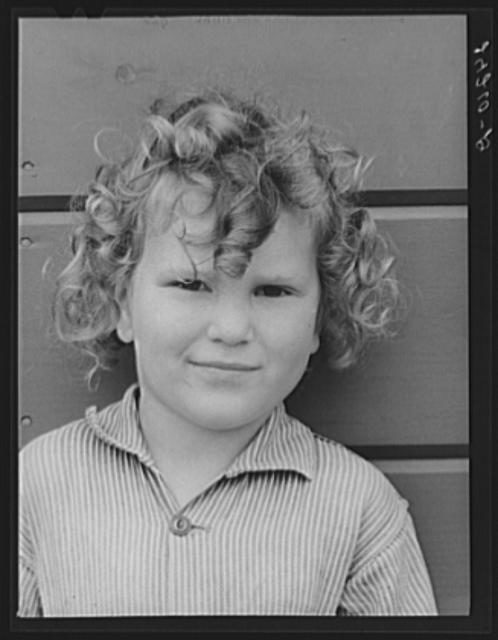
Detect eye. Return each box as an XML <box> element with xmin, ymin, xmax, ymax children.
<box><xmin>171</xmin><ymin>279</ymin><xmax>210</xmax><ymax>292</ymax></box>
<box><xmin>255</xmin><ymin>285</ymin><xmax>293</xmax><ymax>298</ymax></box>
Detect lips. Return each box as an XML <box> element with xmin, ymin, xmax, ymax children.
<box><xmin>189</xmin><ymin>360</ymin><xmax>260</xmax><ymax>372</ymax></box>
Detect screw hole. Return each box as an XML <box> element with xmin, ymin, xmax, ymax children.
<box><xmin>21</xmin><ymin>415</ymin><xmax>33</xmax><ymax>428</ymax></box>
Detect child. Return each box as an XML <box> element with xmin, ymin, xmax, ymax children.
<box><xmin>19</xmin><ymin>89</ymin><xmax>438</xmax><ymax>616</ymax></box>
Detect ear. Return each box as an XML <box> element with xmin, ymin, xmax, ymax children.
<box><xmin>116</xmin><ymin>295</ymin><xmax>134</xmax><ymax>344</ymax></box>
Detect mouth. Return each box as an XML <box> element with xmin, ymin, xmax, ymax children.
<box><xmin>189</xmin><ymin>360</ymin><xmax>261</xmax><ymax>372</ymax></box>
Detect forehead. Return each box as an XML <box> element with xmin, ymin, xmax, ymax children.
<box><xmin>146</xmin><ymin>171</ymin><xmax>215</xmax><ymax>236</ymax></box>
<box><xmin>143</xmin><ymin>170</ymin><xmax>319</xmax><ymax>269</ymax></box>
<box><xmin>140</xmin><ymin>213</ymin><xmax>317</xmax><ymax>283</ymax></box>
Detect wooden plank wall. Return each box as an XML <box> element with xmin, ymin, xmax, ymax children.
<box><xmin>19</xmin><ymin>16</ymin><xmax>466</xmax><ymax>194</ymax></box>
<box><xmin>18</xmin><ymin>16</ymin><xmax>469</xmax><ymax>615</ymax></box>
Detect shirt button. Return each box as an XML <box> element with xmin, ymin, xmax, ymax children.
<box><xmin>170</xmin><ymin>515</ymin><xmax>192</xmax><ymax>536</ymax></box>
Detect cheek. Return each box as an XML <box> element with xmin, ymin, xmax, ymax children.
<box><xmin>265</xmin><ymin>307</ymin><xmax>319</xmax><ymax>360</ymax></box>
<box><xmin>132</xmin><ymin>295</ymin><xmax>204</xmax><ymax>354</ymax></box>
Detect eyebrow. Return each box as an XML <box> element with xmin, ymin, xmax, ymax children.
<box><xmin>157</xmin><ymin>259</ymin><xmax>213</xmax><ymax>280</ymax></box>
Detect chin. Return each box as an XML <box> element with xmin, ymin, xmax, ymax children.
<box><xmin>188</xmin><ymin>397</ymin><xmax>272</xmax><ymax>433</ymax></box>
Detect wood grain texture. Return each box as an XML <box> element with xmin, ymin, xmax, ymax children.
<box><xmin>19</xmin><ymin>16</ymin><xmax>466</xmax><ymax>196</ymax></box>
<box><xmin>18</xmin><ymin>208</ymin><xmax>467</xmax><ymax>449</ymax></box>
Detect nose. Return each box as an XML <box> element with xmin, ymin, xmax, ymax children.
<box><xmin>206</xmin><ymin>294</ymin><xmax>254</xmax><ymax>345</ymax></box>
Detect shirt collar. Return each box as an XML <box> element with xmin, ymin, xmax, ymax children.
<box><xmin>85</xmin><ymin>383</ymin><xmax>156</xmax><ymax>468</ymax></box>
<box><xmin>224</xmin><ymin>404</ymin><xmax>315</xmax><ymax>480</ymax></box>
<box><xmin>86</xmin><ymin>383</ymin><xmax>315</xmax><ymax>480</ymax></box>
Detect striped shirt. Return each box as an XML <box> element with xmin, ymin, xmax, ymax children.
<box><xmin>19</xmin><ymin>384</ymin><xmax>438</xmax><ymax>617</ymax></box>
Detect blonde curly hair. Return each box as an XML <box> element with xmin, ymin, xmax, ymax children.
<box><xmin>53</xmin><ymin>89</ymin><xmax>399</xmax><ymax>383</ymax></box>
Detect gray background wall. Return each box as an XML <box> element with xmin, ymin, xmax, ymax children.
<box><xmin>18</xmin><ymin>16</ymin><xmax>468</xmax><ymax>615</ymax></box>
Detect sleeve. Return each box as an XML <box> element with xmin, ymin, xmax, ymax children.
<box><xmin>18</xmin><ymin>559</ymin><xmax>43</xmax><ymax>617</ymax></box>
<box><xmin>18</xmin><ymin>448</ymin><xmax>43</xmax><ymax>617</ymax></box>
<box><xmin>337</xmin><ymin>511</ymin><xmax>438</xmax><ymax>616</ymax></box>
<box><xmin>337</xmin><ymin>464</ymin><xmax>438</xmax><ymax>616</ymax></box>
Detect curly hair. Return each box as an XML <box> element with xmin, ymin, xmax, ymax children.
<box><xmin>53</xmin><ymin>88</ymin><xmax>399</xmax><ymax>383</ymax></box>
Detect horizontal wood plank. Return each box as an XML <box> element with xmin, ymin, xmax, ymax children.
<box><xmin>19</xmin><ymin>16</ymin><xmax>466</xmax><ymax>196</ymax></box>
<box><xmin>18</xmin><ymin>208</ymin><xmax>468</xmax><ymax>448</ymax></box>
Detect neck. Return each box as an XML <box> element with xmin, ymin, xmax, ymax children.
<box><xmin>137</xmin><ymin>388</ymin><xmax>270</xmax><ymax>487</ymax></box>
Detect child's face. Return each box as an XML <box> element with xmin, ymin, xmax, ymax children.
<box><xmin>117</xmin><ymin>180</ymin><xmax>320</xmax><ymax>436</ymax></box>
